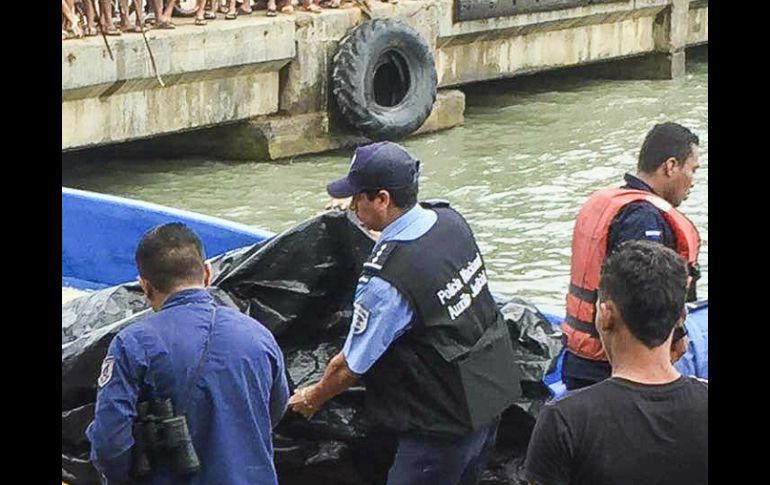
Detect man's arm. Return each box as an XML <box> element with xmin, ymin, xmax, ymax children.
<box><xmin>288</xmin><ymin>276</ymin><xmax>413</xmax><ymax>418</ymax></box>
<box><xmin>85</xmin><ymin>333</ymin><xmax>147</xmax><ymax>481</ymax></box>
<box><xmin>607</xmin><ymin>203</ymin><xmax>675</xmax><ymax>255</ymax></box>
<box><xmin>269</xmin><ymin>345</ymin><xmax>290</xmax><ymax>426</ymax></box>
<box><xmin>609</xmin><ymin>203</ymin><xmax>697</xmax><ymax>301</ymax></box>
<box><xmin>288</xmin><ymin>352</ymin><xmax>360</xmax><ymax>418</ymax></box>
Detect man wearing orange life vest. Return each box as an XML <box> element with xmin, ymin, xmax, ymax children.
<box><xmin>561</xmin><ymin>122</ymin><xmax>702</xmax><ymax>390</ymax></box>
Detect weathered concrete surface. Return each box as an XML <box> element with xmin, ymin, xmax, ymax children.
<box><xmin>264</xmin><ymin>89</ymin><xmax>464</xmax><ymax>160</ymax></box>
<box><xmin>436</xmin><ymin>12</ymin><xmax>659</xmax><ymax>86</ymax></box>
<box><xmin>687</xmin><ymin>2</ymin><xmax>708</xmax><ymax>46</ymax></box>
<box><xmin>432</xmin><ymin>0</ymin><xmax>699</xmax><ymax>86</ymax></box>
<box><xmin>83</xmin><ymin>89</ymin><xmax>464</xmax><ymax>161</ymax></box>
<box><xmin>62</xmin><ymin>16</ymin><xmax>295</xmax><ymax>149</ymax></box>
<box><xmin>62</xmin><ymin>16</ymin><xmax>295</xmax><ymax>93</ymax></box>
<box><xmin>63</xmin><ymin>69</ymin><xmax>281</xmax><ymax>149</ymax></box>
<box><xmin>62</xmin><ymin>0</ymin><xmax>707</xmax><ymax>159</ymax></box>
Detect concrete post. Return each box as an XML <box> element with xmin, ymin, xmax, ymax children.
<box><xmin>577</xmin><ymin>0</ymin><xmax>688</xmax><ymax>80</ymax></box>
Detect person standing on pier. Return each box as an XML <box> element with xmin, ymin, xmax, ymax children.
<box><xmin>561</xmin><ymin>122</ymin><xmax>703</xmax><ymax>390</ymax></box>
<box><xmin>288</xmin><ymin>141</ymin><xmax>521</xmax><ymax>485</ymax></box>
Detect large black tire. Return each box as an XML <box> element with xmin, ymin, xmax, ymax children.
<box><xmin>332</xmin><ymin>19</ymin><xmax>438</xmax><ymax>141</ymax></box>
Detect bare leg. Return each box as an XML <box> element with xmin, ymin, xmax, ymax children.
<box><xmin>162</xmin><ymin>0</ymin><xmax>178</xmax><ymax>20</ymax></box>
<box><xmin>194</xmin><ymin>0</ymin><xmax>207</xmax><ymax>23</ymax></box>
<box><xmin>224</xmin><ymin>0</ymin><xmax>237</xmax><ymax>18</ymax></box>
<box><xmin>150</xmin><ymin>0</ymin><xmax>163</xmax><ymax>21</ymax></box>
<box><xmin>98</xmin><ymin>0</ymin><xmax>120</xmax><ymax>33</ymax></box>
<box><xmin>151</xmin><ymin>0</ymin><xmax>173</xmax><ymax>27</ymax></box>
<box><xmin>118</xmin><ymin>0</ymin><xmax>131</xmax><ymax>30</ymax></box>
<box><xmin>83</xmin><ymin>0</ymin><xmax>97</xmax><ymax>34</ymax></box>
<box><xmin>302</xmin><ymin>0</ymin><xmax>321</xmax><ymax>13</ymax></box>
<box><xmin>62</xmin><ymin>0</ymin><xmax>83</xmax><ymax>37</ymax></box>
<box><xmin>202</xmin><ymin>0</ymin><xmax>217</xmax><ymax>18</ymax></box>
<box><xmin>133</xmin><ymin>0</ymin><xmax>145</xmax><ymax>27</ymax></box>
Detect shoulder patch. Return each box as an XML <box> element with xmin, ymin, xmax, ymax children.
<box><xmin>644</xmin><ymin>229</ymin><xmax>662</xmax><ymax>240</ymax></box>
<box><xmin>364</xmin><ymin>242</ymin><xmax>397</xmax><ymax>273</ymax></box>
<box><xmin>97</xmin><ymin>356</ymin><xmax>115</xmax><ymax>387</ymax></box>
<box><xmin>351</xmin><ymin>303</ymin><xmax>370</xmax><ymax>335</ymax></box>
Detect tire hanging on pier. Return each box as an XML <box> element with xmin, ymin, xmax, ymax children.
<box><xmin>332</xmin><ymin>19</ymin><xmax>438</xmax><ymax>141</ymax></box>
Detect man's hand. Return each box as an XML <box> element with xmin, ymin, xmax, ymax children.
<box><xmin>288</xmin><ymin>353</ymin><xmax>360</xmax><ymax>419</ymax></box>
<box><xmin>287</xmin><ymin>386</ymin><xmax>319</xmax><ymax>419</ymax></box>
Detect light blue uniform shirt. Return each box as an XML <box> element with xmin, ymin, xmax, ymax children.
<box><xmin>674</xmin><ymin>305</ymin><xmax>708</xmax><ymax>379</ymax></box>
<box><xmin>342</xmin><ymin>204</ymin><xmax>438</xmax><ymax>375</ymax></box>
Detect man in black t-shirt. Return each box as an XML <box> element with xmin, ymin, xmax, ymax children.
<box><xmin>525</xmin><ymin>240</ymin><xmax>708</xmax><ymax>485</ymax></box>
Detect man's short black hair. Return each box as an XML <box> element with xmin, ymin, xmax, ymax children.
<box><xmin>135</xmin><ymin>223</ymin><xmax>206</xmax><ymax>293</ymax></box>
<box><xmin>598</xmin><ymin>240</ymin><xmax>688</xmax><ymax>348</ymax></box>
<box><xmin>364</xmin><ymin>183</ymin><xmax>419</xmax><ymax>210</ymax></box>
<box><xmin>638</xmin><ymin>122</ymin><xmax>700</xmax><ymax>173</ymax></box>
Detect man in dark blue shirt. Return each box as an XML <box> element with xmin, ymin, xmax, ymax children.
<box><xmin>86</xmin><ymin>223</ymin><xmax>289</xmax><ymax>484</ymax></box>
<box><xmin>562</xmin><ymin>122</ymin><xmax>702</xmax><ymax>390</ymax></box>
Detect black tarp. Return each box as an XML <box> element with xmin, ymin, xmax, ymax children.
<box><xmin>62</xmin><ymin>210</ymin><xmax>562</xmax><ymax>484</ymax></box>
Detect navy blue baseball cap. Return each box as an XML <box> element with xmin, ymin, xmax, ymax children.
<box><xmin>326</xmin><ymin>142</ymin><xmax>420</xmax><ymax>198</ymax></box>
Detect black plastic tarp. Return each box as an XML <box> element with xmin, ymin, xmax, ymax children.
<box><xmin>62</xmin><ymin>210</ymin><xmax>562</xmax><ymax>484</ymax></box>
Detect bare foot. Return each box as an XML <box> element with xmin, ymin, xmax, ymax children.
<box><xmin>302</xmin><ymin>2</ymin><xmax>322</xmax><ymax>13</ymax></box>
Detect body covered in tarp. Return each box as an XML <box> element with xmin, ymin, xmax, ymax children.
<box><xmin>62</xmin><ymin>210</ymin><xmax>562</xmax><ymax>485</ymax></box>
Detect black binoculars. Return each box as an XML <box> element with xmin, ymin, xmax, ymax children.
<box><xmin>131</xmin><ymin>398</ymin><xmax>200</xmax><ymax>478</ymax></box>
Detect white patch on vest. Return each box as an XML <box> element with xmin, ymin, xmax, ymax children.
<box><xmin>352</xmin><ymin>303</ymin><xmax>370</xmax><ymax>335</ymax></box>
<box><xmin>645</xmin><ymin>194</ymin><xmax>672</xmax><ymax>212</ymax></box>
<box><xmin>448</xmin><ymin>293</ymin><xmax>472</xmax><ymax>320</ymax></box>
<box><xmin>645</xmin><ymin>230</ymin><xmax>662</xmax><ymax>240</ymax></box>
<box><xmin>97</xmin><ymin>357</ymin><xmax>115</xmax><ymax>388</ymax></box>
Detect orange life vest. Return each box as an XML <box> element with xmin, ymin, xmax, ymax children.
<box><xmin>560</xmin><ymin>188</ymin><xmax>700</xmax><ymax>361</ymax></box>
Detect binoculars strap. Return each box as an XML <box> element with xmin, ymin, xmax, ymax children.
<box><xmin>179</xmin><ymin>304</ymin><xmax>218</xmax><ymax>416</ymax></box>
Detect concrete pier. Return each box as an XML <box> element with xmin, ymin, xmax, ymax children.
<box><xmin>61</xmin><ymin>0</ymin><xmax>708</xmax><ymax>160</ymax></box>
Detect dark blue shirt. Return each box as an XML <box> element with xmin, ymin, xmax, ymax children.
<box><xmin>86</xmin><ymin>289</ymin><xmax>289</xmax><ymax>485</ymax></box>
<box><xmin>606</xmin><ymin>173</ymin><xmax>676</xmax><ymax>254</ymax></box>
<box><xmin>563</xmin><ymin>174</ymin><xmax>693</xmax><ymax>383</ymax></box>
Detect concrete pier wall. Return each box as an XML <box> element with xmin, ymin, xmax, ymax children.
<box><xmin>61</xmin><ymin>0</ymin><xmax>707</xmax><ymax>159</ymax></box>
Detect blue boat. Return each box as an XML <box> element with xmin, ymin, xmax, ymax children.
<box><xmin>539</xmin><ymin>300</ymin><xmax>709</xmax><ymax>399</ymax></box>
<box><xmin>61</xmin><ymin>187</ymin><xmax>708</xmax><ymax>394</ymax></box>
<box><xmin>62</xmin><ymin>187</ymin><xmax>274</xmax><ymax>290</ymax></box>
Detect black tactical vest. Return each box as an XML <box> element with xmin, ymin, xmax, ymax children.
<box><xmin>361</xmin><ymin>201</ymin><xmax>521</xmax><ymax>439</ymax></box>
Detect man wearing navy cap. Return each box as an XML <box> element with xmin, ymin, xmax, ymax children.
<box><xmin>288</xmin><ymin>141</ymin><xmax>521</xmax><ymax>485</ymax></box>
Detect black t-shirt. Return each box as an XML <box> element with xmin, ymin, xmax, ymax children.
<box><xmin>525</xmin><ymin>376</ymin><xmax>708</xmax><ymax>485</ymax></box>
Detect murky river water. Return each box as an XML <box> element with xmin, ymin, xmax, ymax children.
<box><xmin>62</xmin><ymin>60</ymin><xmax>707</xmax><ymax>307</ymax></box>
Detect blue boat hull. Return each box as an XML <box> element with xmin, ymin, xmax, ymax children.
<box><xmin>540</xmin><ymin>300</ymin><xmax>709</xmax><ymax>399</ymax></box>
<box><xmin>62</xmin><ymin>187</ymin><xmax>274</xmax><ymax>289</ymax></box>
